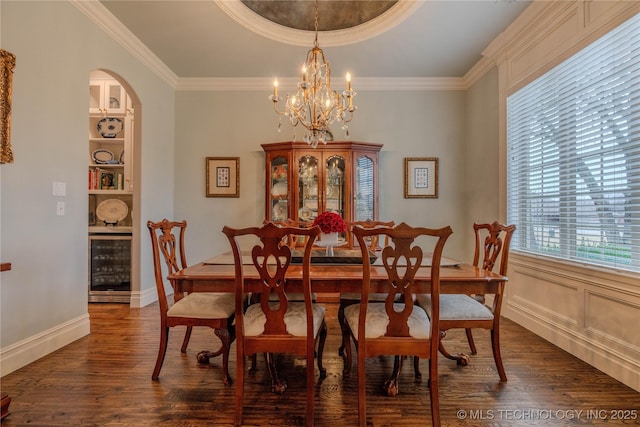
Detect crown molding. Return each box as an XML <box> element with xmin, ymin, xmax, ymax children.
<box><xmin>70</xmin><ymin>0</ymin><xmax>178</xmax><ymax>88</ymax></box>
<box><xmin>214</xmin><ymin>0</ymin><xmax>424</xmax><ymax>47</ymax></box>
<box><xmin>175</xmin><ymin>76</ymin><xmax>467</xmax><ymax>92</ymax></box>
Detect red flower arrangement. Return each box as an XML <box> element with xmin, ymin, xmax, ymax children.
<box><xmin>312</xmin><ymin>211</ymin><xmax>346</xmax><ymax>234</ymax></box>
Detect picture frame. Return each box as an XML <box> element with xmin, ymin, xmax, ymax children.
<box><xmin>404</xmin><ymin>157</ymin><xmax>438</xmax><ymax>198</ymax></box>
<box><xmin>1</xmin><ymin>49</ymin><xmax>16</xmax><ymax>164</ymax></box>
<box><xmin>206</xmin><ymin>157</ymin><xmax>239</xmax><ymax>197</ymax></box>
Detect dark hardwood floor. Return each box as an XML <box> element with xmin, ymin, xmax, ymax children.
<box><xmin>1</xmin><ymin>302</ymin><xmax>639</xmax><ymax>426</ymax></box>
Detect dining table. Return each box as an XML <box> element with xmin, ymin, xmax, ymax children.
<box><xmin>167</xmin><ymin>247</ymin><xmax>508</xmax><ymax>393</ymax></box>
<box><xmin>168</xmin><ymin>249</ymin><xmax>507</xmax><ymax>296</ymax></box>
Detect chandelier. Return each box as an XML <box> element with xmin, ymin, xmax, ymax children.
<box><xmin>269</xmin><ymin>0</ymin><xmax>356</xmax><ymax>148</ymax></box>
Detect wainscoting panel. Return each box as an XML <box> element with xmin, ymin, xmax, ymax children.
<box><xmin>584</xmin><ymin>289</ymin><xmax>640</xmax><ymax>353</ymax></box>
<box><xmin>503</xmin><ymin>253</ymin><xmax>640</xmax><ymax>392</ymax></box>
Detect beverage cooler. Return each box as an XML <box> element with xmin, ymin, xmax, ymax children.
<box><xmin>88</xmin><ymin>233</ymin><xmax>131</xmax><ymax>303</ymax></box>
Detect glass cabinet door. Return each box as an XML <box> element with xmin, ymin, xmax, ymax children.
<box><xmin>298</xmin><ymin>155</ymin><xmax>319</xmax><ymax>223</ymax></box>
<box><xmin>325</xmin><ymin>154</ymin><xmax>346</xmax><ymax>218</ymax></box>
<box><xmin>269</xmin><ymin>155</ymin><xmax>289</xmax><ymax>221</ymax></box>
<box><xmin>354</xmin><ymin>155</ymin><xmax>375</xmax><ymax>221</ymax></box>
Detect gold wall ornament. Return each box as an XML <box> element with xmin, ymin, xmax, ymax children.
<box><xmin>0</xmin><ymin>49</ymin><xmax>16</xmax><ymax>164</ymax></box>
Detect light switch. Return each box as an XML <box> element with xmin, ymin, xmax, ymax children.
<box><xmin>56</xmin><ymin>201</ymin><xmax>65</xmax><ymax>216</ymax></box>
<box><xmin>53</xmin><ymin>181</ymin><xmax>66</xmax><ymax>197</ymax></box>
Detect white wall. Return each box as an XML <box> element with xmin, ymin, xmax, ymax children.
<box><xmin>173</xmin><ymin>89</ymin><xmax>471</xmax><ymax>264</ymax></box>
<box><xmin>0</xmin><ymin>0</ymin><xmax>175</xmax><ymax>375</ymax></box>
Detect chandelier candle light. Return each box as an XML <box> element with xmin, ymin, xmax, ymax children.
<box><xmin>269</xmin><ymin>0</ymin><xmax>356</xmax><ymax>148</ymax></box>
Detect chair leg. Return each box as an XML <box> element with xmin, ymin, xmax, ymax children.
<box><xmin>265</xmin><ymin>353</ymin><xmax>287</xmax><ymax>394</ymax></box>
<box><xmin>235</xmin><ymin>354</ymin><xmax>245</xmax><ymax>427</ymax></box>
<box><xmin>465</xmin><ymin>328</ymin><xmax>478</xmax><ymax>354</ymax></box>
<box><xmin>337</xmin><ymin>301</ymin><xmax>347</xmax><ymax>357</ymax></box>
<box><xmin>429</xmin><ymin>358</ymin><xmax>441</xmax><ymax>427</ymax></box>
<box><xmin>343</xmin><ymin>329</ymin><xmax>353</xmax><ymax>378</ymax></box>
<box><xmin>491</xmin><ymin>327</ymin><xmax>507</xmax><ymax>382</ymax></box>
<box><xmin>215</xmin><ymin>327</ymin><xmax>233</xmax><ymax>386</ymax></box>
<box><xmin>383</xmin><ymin>356</ymin><xmax>404</xmax><ymax>397</ymax></box>
<box><xmin>306</xmin><ymin>351</ymin><xmax>315</xmax><ymax>426</ymax></box>
<box><xmin>317</xmin><ymin>321</ymin><xmax>328</xmax><ymax>379</ymax></box>
<box><xmin>438</xmin><ymin>331</ymin><xmax>470</xmax><ymax>366</ymax></box>
<box><xmin>152</xmin><ymin>326</ymin><xmax>170</xmax><ymax>380</ymax></box>
<box><xmin>413</xmin><ymin>356</ymin><xmax>422</xmax><ymax>380</ymax></box>
<box><xmin>180</xmin><ymin>326</ymin><xmax>193</xmax><ymax>353</ymax></box>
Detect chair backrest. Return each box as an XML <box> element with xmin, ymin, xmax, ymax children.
<box><xmin>265</xmin><ymin>218</ymin><xmax>302</xmax><ymax>249</ymax></box>
<box><xmin>472</xmin><ymin>221</ymin><xmax>516</xmax><ymax>276</ymax></box>
<box><xmin>223</xmin><ymin>222</ymin><xmax>320</xmax><ymax>340</ymax></box>
<box><xmin>147</xmin><ymin>219</ymin><xmax>188</xmax><ymax>315</ymax></box>
<box><xmin>348</xmin><ymin>219</ymin><xmax>395</xmax><ymax>251</ymax></box>
<box><xmin>353</xmin><ymin>222</ymin><xmax>452</xmax><ymax>342</ymax></box>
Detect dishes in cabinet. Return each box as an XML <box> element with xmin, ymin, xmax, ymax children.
<box><xmin>119</xmin><ymin>150</ymin><xmax>125</xmax><ymax>164</ymax></box>
<box><xmin>96</xmin><ymin>198</ymin><xmax>129</xmax><ymax>225</ymax></box>
<box><xmin>97</xmin><ymin>117</ymin><xmax>123</xmax><ymax>138</ymax></box>
<box><xmin>298</xmin><ymin>207</ymin><xmax>313</xmax><ymax>221</ymax></box>
<box><xmin>92</xmin><ymin>149</ymin><xmax>114</xmax><ymax>164</ymax></box>
<box><xmin>271</xmin><ymin>181</ymin><xmax>287</xmax><ymax>197</ymax></box>
<box><xmin>272</xmin><ymin>201</ymin><xmax>288</xmax><ymax>221</ymax></box>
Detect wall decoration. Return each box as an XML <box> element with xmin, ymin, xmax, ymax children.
<box><xmin>0</xmin><ymin>49</ymin><xmax>16</xmax><ymax>164</ymax></box>
<box><xmin>404</xmin><ymin>157</ymin><xmax>438</xmax><ymax>198</ymax></box>
<box><xmin>206</xmin><ymin>157</ymin><xmax>239</xmax><ymax>197</ymax></box>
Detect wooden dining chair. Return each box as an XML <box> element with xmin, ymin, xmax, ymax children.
<box><xmin>416</xmin><ymin>221</ymin><xmax>515</xmax><ymax>382</ymax></box>
<box><xmin>222</xmin><ymin>222</ymin><xmax>327</xmax><ymax>427</ymax></box>
<box><xmin>147</xmin><ymin>219</ymin><xmax>235</xmax><ymax>384</ymax></box>
<box><xmin>338</xmin><ymin>219</ymin><xmax>394</xmax><ymax>360</ymax></box>
<box><xmin>344</xmin><ymin>222</ymin><xmax>453</xmax><ymax>427</ymax></box>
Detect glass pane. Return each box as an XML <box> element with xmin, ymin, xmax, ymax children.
<box><xmin>355</xmin><ymin>155</ymin><xmax>374</xmax><ymax>221</ymax></box>
<box><xmin>298</xmin><ymin>155</ymin><xmax>318</xmax><ymax>222</ymax></box>
<box><xmin>270</xmin><ymin>156</ymin><xmax>288</xmax><ymax>221</ymax></box>
<box><xmin>325</xmin><ymin>155</ymin><xmax>345</xmax><ymax>219</ymax></box>
<box><xmin>107</xmin><ymin>83</ymin><xmax>122</xmax><ymax>110</ymax></box>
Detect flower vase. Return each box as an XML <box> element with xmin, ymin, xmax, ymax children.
<box><xmin>321</xmin><ymin>232</ymin><xmax>338</xmax><ymax>256</ymax></box>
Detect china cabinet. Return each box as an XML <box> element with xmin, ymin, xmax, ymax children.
<box><xmin>262</xmin><ymin>141</ymin><xmax>382</xmax><ymax>246</ymax></box>
<box><xmin>88</xmin><ymin>74</ymin><xmax>134</xmax><ymax>303</ymax></box>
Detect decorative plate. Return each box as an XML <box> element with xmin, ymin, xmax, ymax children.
<box><xmin>92</xmin><ymin>149</ymin><xmax>114</xmax><ymax>164</ymax></box>
<box><xmin>298</xmin><ymin>207</ymin><xmax>313</xmax><ymax>221</ymax></box>
<box><xmin>272</xmin><ymin>201</ymin><xmax>287</xmax><ymax>221</ymax></box>
<box><xmin>96</xmin><ymin>199</ymin><xmax>129</xmax><ymax>225</ymax></box>
<box><xmin>97</xmin><ymin>117</ymin><xmax>123</xmax><ymax>138</ymax></box>
<box><xmin>119</xmin><ymin>150</ymin><xmax>125</xmax><ymax>164</ymax></box>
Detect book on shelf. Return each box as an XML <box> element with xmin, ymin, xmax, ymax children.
<box><xmin>89</xmin><ymin>168</ymin><xmax>125</xmax><ymax>190</ymax></box>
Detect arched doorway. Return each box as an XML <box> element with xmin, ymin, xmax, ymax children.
<box><xmin>87</xmin><ymin>69</ymin><xmax>141</xmax><ymax>305</ymax></box>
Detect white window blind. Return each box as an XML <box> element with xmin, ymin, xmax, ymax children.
<box><xmin>507</xmin><ymin>13</ymin><xmax>640</xmax><ymax>273</ymax></box>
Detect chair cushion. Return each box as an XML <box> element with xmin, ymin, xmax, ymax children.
<box><xmin>416</xmin><ymin>294</ymin><xmax>494</xmax><ymax>320</ymax></box>
<box><xmin>167</xmin><ymin>292</ymin><xmax>235</xmax><ymax>319</ymax></box>
<box><xmin>243</xmin><ymin>302</ymin><xmax>326</xmax><ymax>337</ymax></box>
<box><xmin>344</xmin><ymin>302</ymin><xmax>431</xmax><ymax>339</ymax></box>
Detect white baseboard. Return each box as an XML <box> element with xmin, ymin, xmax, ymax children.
<box><xmin>0</xmin><ymin>313</ymin><xmax>90</xmax><ymax>377</ymax></box>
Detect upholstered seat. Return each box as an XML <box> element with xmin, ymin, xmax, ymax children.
<box><xmin>244</xmin><ymin>302</ymin><xmax>326</xmax><ymax>337</ymax></box>
<box><xmin>416</xmin><ymin>294</ymin><xmax>493</xmax><ymax>321</ymax></box>
<box><xmin>344</xmin><ymin>302</ymin><xmax>431</xmax><ymax>339</ymax></box>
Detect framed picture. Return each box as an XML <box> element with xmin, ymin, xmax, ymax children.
<box><xmin>206</xmin><ymin>157</ymin><xmax>239</xmax><ymax>197</ymax></box>
<box><xmin>404</xmin><ymin>157</ymin><xmax>438</xmax><ymax>198</ymax></box>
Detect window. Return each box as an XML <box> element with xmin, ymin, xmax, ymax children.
<box><xmin>507</xmin><ymin>13</ymin><xmax>640</xmax><ymax>273</ymax></box>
